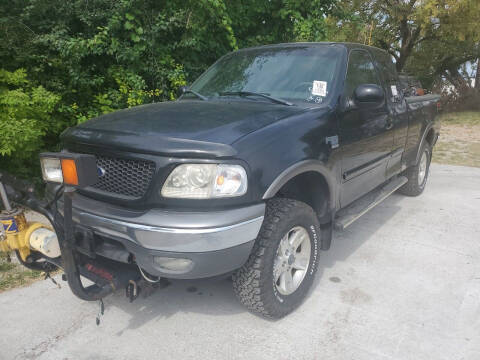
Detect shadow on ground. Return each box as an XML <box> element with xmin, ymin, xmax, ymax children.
<box><xmin>99</xmin><ymin>194</ymin><xmax>404</xmax><ymax>334</ymax></box>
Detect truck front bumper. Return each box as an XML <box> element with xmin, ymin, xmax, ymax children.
<box><xmin>59</xmin><ymin>193</ymin><xmax>265</xmax><ymax>279</ymax></box>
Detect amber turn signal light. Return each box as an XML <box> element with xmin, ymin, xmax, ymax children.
<box><xmin>40</xmin><ymin>152</ymin><xmax>98</xmax><ymax>189</ymax></box>
<box><xmin>61</xmin><ymin>159</ymin><xmax>79</xmax><ymax>186</ymax></box>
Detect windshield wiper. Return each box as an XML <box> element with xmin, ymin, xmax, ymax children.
<box><xmin>218</xmin><ymin>91</ymin><xmax>293</xmax><ymax>106</ymax></box>
<box><xmin>181</xmin><ymin>89</ymin><xmax>208</xmax><ymax>101</ymax></box>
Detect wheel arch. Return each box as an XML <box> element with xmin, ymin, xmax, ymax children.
<box><xmin>262</xmin><ymin>160</ymin><xmax>336</xmax><ymax>221</ymax></box>
<box><xmin>415</xmin><ymin>123</ymin><xmax>436</xmax><ymax>164</ymax></box>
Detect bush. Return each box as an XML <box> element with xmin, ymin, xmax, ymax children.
<box><xmin>439</xmin><ymin>90</ymin><xmax>480</xmax><ymax>113</ymax></box>
<box><xmin>0</xmin><ymin>69</ymin><xmax>61</xmax><ymax>178</ymax></box>
<box><xmin>0</xmin><ymin>0</ymin><xmax>336</xmax><ymax>181</ymax></box>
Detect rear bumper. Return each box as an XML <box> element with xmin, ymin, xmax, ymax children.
<box><xmin>58</xmin><ymin>193</ymin><xmax>265</xmax><ymax>278</ymax></box>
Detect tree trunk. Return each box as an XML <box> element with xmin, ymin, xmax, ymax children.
<box><xmin>445</xmin><ymin>67</ymin><xmax>471</xmax><ymax>96</ymax></box>
<box><xmin>475</xmin><ymin>59</ymin><xmax>480</xmax><ymax>90</ymax></box>
<box><xmin>395</xmin><ymin>20</ymin><xmax>421</xmax><ymax>72</ymax></box>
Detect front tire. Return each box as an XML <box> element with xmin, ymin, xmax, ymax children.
<box><xmin>398</xmin><ymin>142</ymin><xmax>432</xmax><ymax>196</ymax></box>
<box><xmin>232</xmin><ymin>198</ymin><xmax>320</xmax><ymax>319</ymax></box>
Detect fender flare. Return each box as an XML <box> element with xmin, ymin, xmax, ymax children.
<box><xmin>262</xmin><ymin>160</ymin><xmax>336</xmax><ymax>210</ymax></box>
<box><xmin>415</xmin><ymin>122</ymin><xmax>436</xmax><ymax>164</ymax></box>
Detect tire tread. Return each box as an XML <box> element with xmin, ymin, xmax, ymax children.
<box><xmin>398</xmin><ymin>142</ymin><xmax>432</xmax><ymax>196</ymax></box>
<box><xmin>232</xmin><ymin>198</ymin><xmax>318</xmax><ymax>319</ymax></box>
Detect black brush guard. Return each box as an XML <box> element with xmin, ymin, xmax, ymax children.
<box><xmin>0</xmin><ymin>171</ymin><xmax>140</xmax><ymax>301</ymax></box>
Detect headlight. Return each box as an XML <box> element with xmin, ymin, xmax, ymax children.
<box><xmin>161</xmin><ymin>164</ymin><xmax>247</xmax><ymax>199</ymax></box>
<box><xmin>40</xmin><ymin>157</ymin><xmax>63</xmax><ymax>183</ymax></box>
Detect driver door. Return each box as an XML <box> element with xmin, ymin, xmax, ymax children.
<box><xmin>338</xmin><ymin>49</ymin><xmax>394</xmax><ymax>207</ymax></box>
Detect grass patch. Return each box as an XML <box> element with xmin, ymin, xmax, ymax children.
<box><xmin>439</xmin><ymin>111</ymin><xmax>480</xmax><ymax>126</ymax></box>
<box><xmin>0</xmin><ymin>261</ymin><xmax>16</xmax><ymax>272</ymax></box>
<box><xmin>432</xmin><ymin>111</ymin><xmax>480</xmax><ymax>167</ymax></box>
<box><xmin>0</xmin><ymin>254</ymin><xmax>44</xmax><ymax>292</ymax></box>
<box><xmin>433</xmin><ymin>142</ymin><xmax>480</xmax><ymax>167</ymax></box>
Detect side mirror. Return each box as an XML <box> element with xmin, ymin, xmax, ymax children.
<box><xmin>177</xmin><ymin>85</ymin><xmax>188</xmax><ymax>98</ymax></box>
<box><xmin>354</xmin><ymin>84</ymin><xmax>384</xmax><ymax>104</ymax></box>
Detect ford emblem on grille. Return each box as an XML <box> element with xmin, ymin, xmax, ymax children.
<box><xmin>97</xmin><ymin>166</ymin><xmax>106</xmax><ymax>178</ymax></box>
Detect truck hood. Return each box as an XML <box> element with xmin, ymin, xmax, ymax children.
<box><xmin>62</xmin><ymin>100</ymin><xmax>305</xmax><ymax>158</ymax></box>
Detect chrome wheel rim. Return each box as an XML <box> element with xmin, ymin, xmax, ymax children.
<box><xmin>273</xmin><ymin>226</ymin><xmax>311</xmax><ymax>296</ymax></box>
<box><xmin>418</xmin><ymin>151</ymin><xmax>428</xmax><ymax>186</ymax></box>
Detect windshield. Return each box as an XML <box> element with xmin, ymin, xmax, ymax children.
<box><xmin>189</xmin><ymin>45</ymin><xmax>342</xmax><ymax>104</ymax></box>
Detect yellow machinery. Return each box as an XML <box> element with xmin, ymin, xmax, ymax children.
<box><xmin>0</xmin><ymin>181</ymin><xmax>60</xmax><ymax>266</ymax></box>
<box><xmin>1</xmin><ymin>159</ymin><xmax>153</xmax><ymax>325</ymax></box>
<box><xmin>1</xmin><ymin>157</ymin><xmax>143</xmax><ymax>313</ymax></box>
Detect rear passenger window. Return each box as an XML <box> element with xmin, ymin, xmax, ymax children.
<box><xmin>345</xmin><ymin>50</ymin><xmax>380</xmax><ymax>98</ymax></box>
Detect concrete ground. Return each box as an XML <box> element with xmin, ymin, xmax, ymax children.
<box><xmin>1</xmin><ymin>164</ymin><xmax>479</xmax><ymax>360</ymax></box>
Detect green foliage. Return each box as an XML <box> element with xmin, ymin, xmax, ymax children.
<box><xmin>0</xmin><ymin>0</ymin><xmax>342</xmax><ymax>181</ymax></box>
<box><xmin>403</xmin><ymin>0</ymin><xmax>480</xmax><ymax>110</ymax></box>
<box><xmin>326</xmin><ymin>0</ymin><xmax>480</xmax><ymax>97</ymax></box>
<box><xmin>1</xmin><ymin>0</ymin><xmax>478</xmax><ymax>182</ymax></box>
<box><xmin>0</xmin><ymin>0</ymin><xmax>239</xmax><ymax>178</ymax></box>
<box><xmin>0</xmin><ymin>69</ymin><xmax>60</xmax><ymax>177</ymax></box>
<box><xmin>226</xmin><ymin>0</ymin><xmax>337</xmax><ymax>47</ymax></box>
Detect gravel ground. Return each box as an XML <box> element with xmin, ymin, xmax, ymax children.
<box><xmin>0</xmin><ymin>164</ymin><xmax>479</xmax><ymax>360</ymax></box>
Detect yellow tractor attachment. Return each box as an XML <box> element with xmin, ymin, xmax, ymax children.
<box><xmin>0</xmin><ymin>180</ymin><xmax>60</xmax><ymax>270</ymax></box>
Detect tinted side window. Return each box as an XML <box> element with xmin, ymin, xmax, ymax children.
<box><xmin>371</xmin><ymin>49</ymin><xmax>400</xmax><ymax>99</ymax></box>
<box><xmin>345</xmin><ymin>50</ymin><xmax>380</xmax><ymax>98</ymax></box>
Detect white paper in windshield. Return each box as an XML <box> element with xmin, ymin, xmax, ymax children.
<box><xmin>391</xmin><ymin>85</ymin><xmax>398</xmax><ymax>96</ymax></box>
<box><xmin>312</xmin><ymin>80</ymin><xmax>327</xmax><ymax>97</ymax></box>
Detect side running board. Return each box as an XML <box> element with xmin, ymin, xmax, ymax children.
<box><xmin>334</xmin><ymin>176</ymin><xmax>408</xmax><ymax>230</ymax></box>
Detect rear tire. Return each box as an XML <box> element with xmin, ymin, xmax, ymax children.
<box><xmin>232</xmin><ymin>198</ymin><xmax>320</xmax><ymax>319</ymax></box>
<box><xmin>398</xmin><ymin>142</ymin><xmax>432</xmax><ymax>196</ymax></box>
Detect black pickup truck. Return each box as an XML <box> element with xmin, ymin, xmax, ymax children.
<box><xmin>16</xmin><ymin>42</ymin><xmax>440</xmax><ymax>319</ymax></box>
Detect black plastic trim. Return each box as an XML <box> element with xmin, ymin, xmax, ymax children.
<box><xmin>262</xmin><ymin>160</ymin><xmax>336</xmax><ymax>210</ymax></box>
